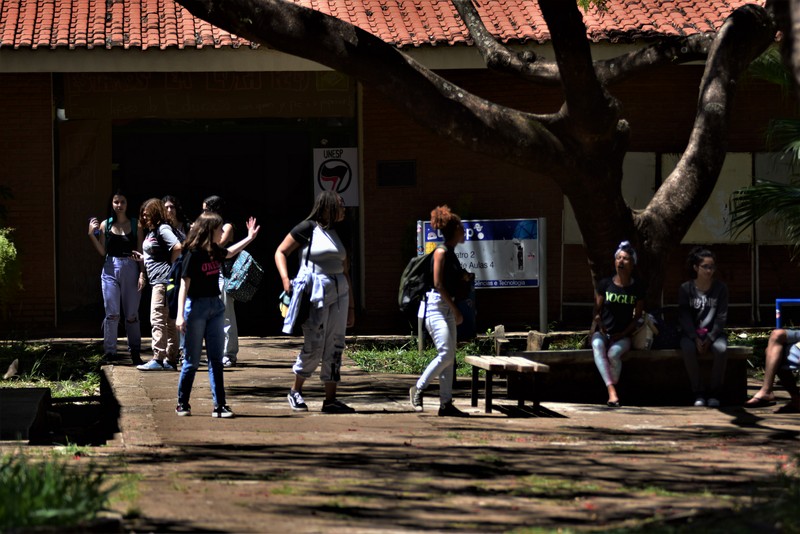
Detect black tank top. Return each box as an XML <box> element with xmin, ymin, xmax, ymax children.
<box><xmin>106</xmin><ymin>221</ymin><xmax>136</xmax><ymax>258</ymax></box>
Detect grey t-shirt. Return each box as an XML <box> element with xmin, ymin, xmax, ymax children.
<box><xmin>678</xmin><ymin>279</ymin><xmax>729</xmax><ymax>341</ymax></box>
<box><xmin>143</xmin><ymin>224</ymin><xmax>180</xmax><ymax>285</ymax></box>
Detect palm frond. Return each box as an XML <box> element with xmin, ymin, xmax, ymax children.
<box><xmin>747</xmin><ymin>45</ymin><xmax>792</xmax><ymax>90</ymax></box>
<box><xmin>729</xmin><ymin>181</ymin><xmax>800</xmax><ymax>253</ymax></box>
<box><xmin>767</xmin><ymin>119</ymin><xmax>800</xmax><ymax>155</ymax></box>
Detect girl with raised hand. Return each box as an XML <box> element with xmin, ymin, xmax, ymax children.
<box><xmin>175</xmin><ymin>212</ymin><xmax>259</xmax><ymax>418</ymax></box>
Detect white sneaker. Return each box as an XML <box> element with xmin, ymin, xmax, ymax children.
<box><xmin>707</xmin><ymin>398</ymin><xmax>720</xmax><ymax>408</ymax></box>
<box><xmin>694</xmin><ymin>397</ymin><xmax>706</xmax><ymax>407</ymax></box>
<box><xmin>137</xmin><ymin>359</ymin><xmax>165</xmax><ymax>371</ymax></box>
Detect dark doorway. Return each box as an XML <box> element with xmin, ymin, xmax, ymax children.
<box><xmin>112</xmin><ymin>118</ymin><xmax>357</xmax><ymax>335</ymax></box>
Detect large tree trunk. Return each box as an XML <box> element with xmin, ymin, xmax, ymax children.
<box><xmin>174</xmin><ymin>0</ymin><xmax>775</xmax><ymax>307</ymax></box>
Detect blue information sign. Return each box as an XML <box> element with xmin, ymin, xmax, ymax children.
<box><xmin>420</xmin><ymin>219</ymin><xmax>540</xmax><ymax>288</ymax></box>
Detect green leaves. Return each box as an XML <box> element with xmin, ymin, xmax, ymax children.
<box><xmin>730</xmin><ymin>179</ymin><xmax>800</xmax><ymax>255</ymax></box>
<box><xmin>0</xmin><ymin>454</ymin><xmax>115</xmax><ymax>530</ymax></box>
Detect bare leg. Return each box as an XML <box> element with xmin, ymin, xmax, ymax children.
<box><xmin>776</xmin><ymin>368</ymin><xmax>800</xmax><ymax>410</ymax></box>
<box><xmin>292</xmin><ymin>375</ymin><xmax>306</xmax><ymax>393</ymax></box>
<box><xmin>324</xmin><ymin>381</ymin><xmax>337</xmax><ymax>402</ymax></box>
<box><xmin>607</xmin><ymin>384</ymin><xmax>619</xmax><ymax>405</ymax></box>
<box><xmin>748</xmin><ymin>329</ymin><xmax>787</xmax><ymax>403</ymax></box>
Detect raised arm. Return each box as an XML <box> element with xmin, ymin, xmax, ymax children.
<box><xmin>225</xmin><ymin>217</ymin><xmax>260</xmax><ymax>258</ymax></box>
<box><xmin>87</xmin><ymin>217</ymin><xmax>106</xmax><ymax>257</ymax></box>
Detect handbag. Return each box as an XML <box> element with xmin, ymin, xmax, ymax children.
<box><xmin>632</xmin><ymin>313</ymin><xmax>659</xmax><ymax>350</ymax></box>
<box><xmin>222</xmin><ymin>250</ymin><xmax>264</xmax><ymax>302</ymax></box>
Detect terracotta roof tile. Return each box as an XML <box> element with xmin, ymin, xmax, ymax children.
<box><xmin>0</xmin><ymin>0</ymin><xmax>767</xmax><ymax>50</ymax></box>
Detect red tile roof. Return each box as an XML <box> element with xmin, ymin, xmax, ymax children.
<box><xmin>0</xmin><ymin>0</ymin><xmax>764</xmax><ymax>50</ymax></box>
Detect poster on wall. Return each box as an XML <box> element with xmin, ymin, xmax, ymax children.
<box><xmin>312</xmin><ymin>147</ymin><xmax>359</xmax><ymax>206</ymax></box>
<box><xmin>421</xmin><ymin>218</ymin><xmax>540</xmax><ymax>288</ymax></box>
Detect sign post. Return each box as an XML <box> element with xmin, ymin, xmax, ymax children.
<box><xmin>416</xmin><ymin>217</ymin><xmax>548</xmax><ymax>345</ymax></box>
<box><xmin>312</xmin><ymin>147</ymin><xmax>359</xmax><ymax>206</ymax></box>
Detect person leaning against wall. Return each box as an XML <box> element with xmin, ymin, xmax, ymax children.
<box><xmin>87</xmin><ymin>190</ymin><xmax>144</xmax><ymax>365</ymax></box>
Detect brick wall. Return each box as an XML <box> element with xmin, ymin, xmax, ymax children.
<box><xmin>360</xmin><ymin>72</ymin><xmax>565</xmax><ymax>333</ymax></box>
<box><xmin>360</xmin><ymin>65</ymin><xmax>797</xmax><ymax>332</ymax></box>
<box><xmin>0</xmin><ymin>74</ymin><xmax>55</xmax><ymax>330</ymax></box>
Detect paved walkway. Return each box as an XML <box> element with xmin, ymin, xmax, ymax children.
<box><xmin>102</xmin><ymin>337</ymin><xmax>800</xmax><ymax>532</ymax></box>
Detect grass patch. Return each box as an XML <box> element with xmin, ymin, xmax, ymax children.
<box><xmin>0</xmin><ymin>453</ymin><xmax>115</xmax><ymax>530</ymax></box>
<box><xmin>510</xmin><ymin>474</ymin><xmax>603</xmax><ymax>497</ymax></box>
<box><xmin>346</xmin><ymin>336</ymin><xmax>493</xmax><ymax>376</ymax></box>
<box><xmin>0</xmin><ymin>341</ymin><xmax>104</xmax><ymax>398</ymax></box>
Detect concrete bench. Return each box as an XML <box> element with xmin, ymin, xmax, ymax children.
<box><xmin>507</xmin><ymin>346</ymin><xmax>753</xmax><ymax>405</ymax></box>
<box><xmin>464</xmin><ymin>355</ymin><xmax>550</xmax><ymax>413</ymax></box>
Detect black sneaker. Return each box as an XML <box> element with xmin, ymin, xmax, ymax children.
<box><xmin>287</xmin><ymin>389</ymin><xmax>308</xmax><ymax>412</ymax></box>
<box><xmin>212</xmin><ymin>405</ymin><xmax>235</xmax><ymax>418</ymax></box>
<box><xmin>321</xmin><ymin>399</ymin><xmax>356</xmax><ymax>414</ymax></box>
<box><xmin>176</xmin><ymin>403</ymin><xmax>191</xmax><ymax>416</ymax></box>
<box><xmin>438</xmin><ymin>401</ymin><xmax>469</xmax><ymax>417</ymax></box>
<box><xmin>130</xmin><ymin>350</ymin><xmax>144</xmax><ymax>366</ymax></box>
<box><xmin>409</xmin><ymin>386</ymin><xmax>423</xmax><ymax>412</ymax></box>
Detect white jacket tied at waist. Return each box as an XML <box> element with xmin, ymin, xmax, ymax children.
<box><xmin>282</xmin><ymin>266</ymin><xmax>326</xmax><ymax>334</ymax></box>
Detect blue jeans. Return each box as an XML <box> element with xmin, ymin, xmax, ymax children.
<box><xmin>101</xmin><ymin>256</ymin><xmax>141</xmax><ymax>355</ymax></box>
<box><xmin>178</xmin><ymin>296</ymin><xmax>226</xmax><ymax>407</ymax></box>
<box><xmin>418</xmin><ymin>292</ymin><xmax>456</xmax><ymax>405</ymax></box>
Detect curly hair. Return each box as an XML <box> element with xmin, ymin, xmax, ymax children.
<box><xmin>139</xmin><ymin>198</ymin><xmax>167</xmax><ymax>230</ymax></box>
<box><xmin>430</xmin><ymin>205</ymin><xmax>462</xmax><ymax>242</ymax></box>
<box><xmin>183</xmin><ymin>212</ymin><xmax>227</xmax><ymax>261</ymax></box>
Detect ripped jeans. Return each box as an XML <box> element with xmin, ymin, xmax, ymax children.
<box><xmin>101</xmin><ymin>256</ymin><xmax>141</xmax><ymax>355</ymax></box>
<box><xmin>292</xmin><ymin>273</ymin><xmax>349</xmax><ymax>383</ymax></box>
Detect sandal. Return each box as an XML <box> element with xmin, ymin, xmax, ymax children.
<box><xmin>744</xmin><ymin>396</ymin><xmax>776</xmax><ymax>408</ymax></box>
<box><xmin>775</xmin><ymin>403</ymin><xmax>800</xmax><ymax>414</ymax></box>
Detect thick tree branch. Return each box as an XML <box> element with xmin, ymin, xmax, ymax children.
<box><xmin>452</xmin><ymin>0</ymin><xmax>715</xmax><ymax>88</ymax></box>
<box><xmin>642</xmin><ymin>4</ymin><xmax>775</xmax><ymax>247</ymax></box>
<box><xmin>595</xmin><ymin>35</ymin><xmax>716</xmax><ymax>85</ymax></box>
<box><xmin>538</xmin><ymin>0</ymin><xmax>617</xmax><ymax>137</ymax></box>
<box><xmin>451</xmin><ymin>0</ymin><xmax>560</xmax><ymax>85</ymax></box>
<box><xmin>174</xmin><ymin>0</ymin><xmax>569</xmax><ymax>174</ymax></box>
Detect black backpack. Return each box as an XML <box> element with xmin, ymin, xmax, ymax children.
<box><xmin>398</xmin><ymin>249</ymin><xmax>436</xmax><ymax>317</ymax></box>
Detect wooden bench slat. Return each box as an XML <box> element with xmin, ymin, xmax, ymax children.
<box><xmin>466</xmin><ymin>355</ymin><xmax>550</xmax><ymax>373</ymax></box>
<box><xmin>465</xmin><ymin>356</ymin><xmax>507</xmax><ymax>372</ymax></box>
<box><xmin>506</xmin><ymin>356</ymin><xmax>550</xmax><ymax>373</ymax></box>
